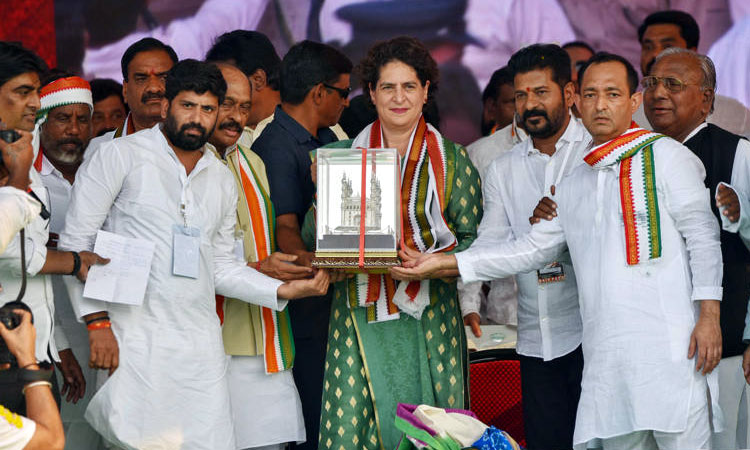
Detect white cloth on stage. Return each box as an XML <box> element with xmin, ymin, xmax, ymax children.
<box><xmin>227</xmin><ymin>356</ymin><xmax>305</xmax><ymax>448</ymax></box>
<box><xmin>455</xmin><ymin>134</ymin><xmax>723</xmax><ymax>448</ymax></box>
<box><xmin>60</xmin><ymin>124</ymin><xmax>286</xmax><ymax>450</ymax></box>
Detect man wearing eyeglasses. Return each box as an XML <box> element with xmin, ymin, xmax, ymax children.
<box><xmin>644</xmin><ymin>47</ymin><xmax>750</xmax><ymax>450</ymax></box>
<box><xmin>633</xmin><ymin>10</ymin><xmax>750</xmax><ymax>137</ymax></box>
<box><xmin>250</xmin><ymin>40</ymin><xmax>352</xmax><ymax>450</ymax></box>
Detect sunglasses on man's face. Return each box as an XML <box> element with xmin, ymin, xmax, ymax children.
<box><xmin>323</xmin><ymin>83</ymin><xmax>351</xmax><ymax>99</ymax></box>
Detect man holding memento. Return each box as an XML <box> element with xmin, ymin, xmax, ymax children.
<box><xmin>304</xmin><ymin>36</ymin><xmax>482</xmax><ymax>450</ymax></box>
<box><xmin>59</xmin><ymin>60</ymin><xmax>329</xmax><ymax>449</ymax></box>
<box><xmin>393</xmin><ymin>52</ymin><xmax>722</xmax><ymax>449</ymax></box>
<box><xmin>251</xmin><ymin>40</ymin><xmax>352</xmax><ymax>450</ymax></box>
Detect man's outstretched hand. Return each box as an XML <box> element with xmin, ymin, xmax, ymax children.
<box><xmin>389</xmin><ymin>253</ymin><xmax>458</xmax><ymax>281</ymax></box>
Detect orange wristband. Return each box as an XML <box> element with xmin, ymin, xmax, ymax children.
<box><xmin>87</xmin><ymin>320</ymin><xmax>111</xmax><ymax>331</ymax></box>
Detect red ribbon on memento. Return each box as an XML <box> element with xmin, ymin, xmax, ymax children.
<box><xmin>358</xmin><ymin>147</ymin><xmax>367</xmax><ymax>268</ymax></box>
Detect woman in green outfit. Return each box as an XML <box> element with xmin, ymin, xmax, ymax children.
<box><xmin>309</xmin><ymin>36</ymin><xmax>482</xmax><ymax>450</ymax></box>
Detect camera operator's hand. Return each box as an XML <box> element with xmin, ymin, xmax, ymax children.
<box><xmin>0</xmin><ymin>309</ymin><xmax>36</xmax><ymax>367</ymax></box>
<box><xmin>84</xmin><ymin>313</ymin><xmax>119</xmax><ymax>375</ymax></box>
<box><xmin>56</xmin><ymin>349</ymin><xmax>86</xmax><ymax>403</ymax></box>
<box><xmin>0</xmin><ymin>129</ymin><xmax>34</xmax><ymax>191</ymax></box>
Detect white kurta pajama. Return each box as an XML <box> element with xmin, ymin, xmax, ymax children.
<box><xmin>455</xmin><ymin>134</ymin><xmax>723</xmax><ymax>448</ymax></box>
<box><xmin>60</xmin><ymin>125</ymin><xmax>286</xmax><ymax>450</ymax></box>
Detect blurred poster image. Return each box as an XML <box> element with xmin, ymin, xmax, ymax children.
<box><xmin>50</xmin><ymin>0</ymin><xmax>737</xmax><ymax>145</ymax></box>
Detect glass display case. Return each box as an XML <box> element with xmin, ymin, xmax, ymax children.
<box><xmin>311</xmin><ymin>147</ymin><xmax>400</xmax><ymax>272</ymax></box>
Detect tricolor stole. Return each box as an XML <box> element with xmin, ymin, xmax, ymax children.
<box><xmin>584</xmin><ymin>123</ymin><xmax>665</xmax><ymax>265</ymax></box>
<box><xmin>349</xmin><ymin>116</ymin><xmax>456</xmax><ymax>322</ymax></box>
<box><xmin>232</xmin><ymin>145</ymin><xmax>295</xmax><ymax>373</ymax></box>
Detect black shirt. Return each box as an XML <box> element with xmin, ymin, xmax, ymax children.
<box><xmin>252</xmin><ymin>106</ymin><xmax>338</xmax><ymax>224</ymax></box>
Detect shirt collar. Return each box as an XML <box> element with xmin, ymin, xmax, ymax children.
<box><xmin>39</xmin><ymin>153</ymin><xmax>58</xmax><ymax>176</ymax></box>
<box><xmin>525</xmin><ymin>111</ymin><xmax>585</xmax><ymax>155</ymax></box>
<box><xmin>681</xmin><ymin>122</ymin><xmax>708</xmax><ymax>144</ymax></box>
<box><xmin>273</xmin><ymin>105</ymin><xmax>318</xmax><ymax>145</ymax></box>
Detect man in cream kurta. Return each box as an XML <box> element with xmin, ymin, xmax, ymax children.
<box><xmin>393</xmin><ymin>54</ymin><xmax>723</xmax><ymax>450</ymax></box>
<box><xmin>59</xmin><ymin>61</ymin><xmax>328</xmax><ymax>449</ymax></box>
<box><xmin>208</xmin><ymin>63</ymin><xmax>312</xmax><ymax>449</ymax></box>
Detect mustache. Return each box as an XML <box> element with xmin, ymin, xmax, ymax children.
<box><xmin>57</xmin><ymin>137</ymin><xmax>84</xmax><ymax>148</ymax></box>
<box><xmin>522</xmin><ymin>109</ymin><xmax>549</xmax><ymax>122</ymax></box>
<box><xmin>180</xmin><ymin>122</ymin><xmax>207</xmax><ymax>135</ymax></box>
<box><xmin>218</xmin><ymin>119</ymin><xmax>242</xmax><ymax>133</ymax></box>
<box><xmin>141</xmin><ymin>91</ymin><xmax>164</xmax><ymax>104</ymax></box>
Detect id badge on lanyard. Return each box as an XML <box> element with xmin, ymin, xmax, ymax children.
<box><xmin>172</xmin><ymin>201</ymin><xmax>201</xmax><ymax>278</ymax></box>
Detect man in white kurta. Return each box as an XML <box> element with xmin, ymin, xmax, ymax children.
<box><xmin>59</xmin><ymin>60</ymin><xmax>328</xmax><ymax>450</ymax></box>
<box><xmin>393</xmin><ymin>54</ymin><xmax>723</xmax><ymax>450</ymax></box>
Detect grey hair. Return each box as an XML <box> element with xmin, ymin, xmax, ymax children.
<box><xmin>654</xmin><ymin>47</ymin><xmax>716</xmax><ymax>113</ymax></box>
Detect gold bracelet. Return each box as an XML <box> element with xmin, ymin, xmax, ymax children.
<box><xmin>22</xmin><ymin>381</ymin><xmax>52</xmax><ymax>395</ymax></box>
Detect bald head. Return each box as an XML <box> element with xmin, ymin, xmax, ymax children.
<box><xmin>209</xmin><ymin>63</ymin><xmax>252</xmax><ymax>151</ymax></box>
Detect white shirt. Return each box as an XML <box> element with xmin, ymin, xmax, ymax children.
<box><xmin>455</xmin><ymin>134</ymin><xmax>723</xmax><ymax>446</ymax></box>
<box><xmin>685</xmin><ymin>122</ymin><xmax>750</xmax><ymax>247</ymax></box>
<box><xmin>37</xmin><ymin>155</ymin><xmax>75</xmax><ymax>352</ymax></box>
<box><xmin>468</xmin><ymin>116</ymin><xmax>589</xmax><ymax>360</ymax></box>
<box><xmin>0</xmin><ymin>168</ymin><xmax>58</xmax><ymax>363</ymax></box>
<box><xmin>466</xmin><ymin>119</ymin><xmax>528</xmax><ymax>179</ymax></box>
<box><xmin>0</xmin><ymin>187</ymin><xmax>40</xmax><ymax>254</ymax></box>
<box><xmin>460</xmin><ymin>121</ymin><xmax>527</xmax><ymax>325</ymax></box>
<box><xmin>59</xmin><ymin>125</ymin><xmax>285</xmax><ymax>449</ymax></box>
<box><xmin>0</xmin><ymin>406</ymin><xmax>35</xmax><ymax>450</ymax></box>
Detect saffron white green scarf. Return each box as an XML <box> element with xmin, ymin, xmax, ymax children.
<box><xmin>584</xmin><ymin>122</ymin><xmax>665</xmax><ymax>265</ymax></box>
<box><xmin>348</xmin><ymin>116</ymin><xmax>457</xmax><ymax>322</ymax></box>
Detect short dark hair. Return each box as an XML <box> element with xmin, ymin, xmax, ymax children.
<box><xmin>121</xmin><ymin>37</ymin><xmax>178</xmax><ymax>81</ymax></box>
<box><xmin>507</xmin><ymin>44</ymin><xmax>571</xmax><ymax>91</ymax></box>
<box><xmin>165</xmin><ymin>59</ymin><xmax>226</xmax><ymax>104</ymax></box>
<box><xmin>482</xmin><ymin>67</ymin><xmax>513</xmax><ymax>103</ymax></box>
<box><xmin>205</xmin><ymin>30</ymin><xmax>282</xmax><ymax>91</ymax></box>
<box><xmin>0</xmin><ymin>41</ymin><xmax>48</xmax><ymax>88</ymax></box>
<box><xmin>637</xmin><ymin>10</ymin><xmax>700</xmax><ymax>49</ymax></box>
<box><xmin>280</xmin><ymin>40</ymin><xmax>353</xmax><ymax>105</ymax></box>
<box><xmin>578</xmin><ymin>52</ymin><xmax>639</xmax><ymax>95</ymax></box>
<box><xmin>41</xmin><ymin>69</ymin><xmax>76</xmax><ymax>87</ymax></box>
<box><xmin>358</xmin><ymin>36</ymin><xmax>439</xmax><ymax>108</ymax></box>
<box><xmin>90</xmin><ymin>78</ymin><xmax>125</xmax><ymax>105</ymax></box>
<box><xmin>562</xmin><ymin>41</ymin><xmax>596</xmax><ymax>55</ymax></box>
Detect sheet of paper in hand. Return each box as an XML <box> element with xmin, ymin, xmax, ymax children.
<box><xmin>83</xmin><ymin>230</ymin><xmax>155</xmax><ymax>306</ymax></box>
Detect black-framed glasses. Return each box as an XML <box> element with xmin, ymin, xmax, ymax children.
<box><xmin>641</xmin><ymin>76</ymin><xmax>697</xmax><ymax>93</ymax></box>
<box><xmin>323</xmin><ymin>83</ymin><xmax>351</xmax><ymax>99</ymax></box>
